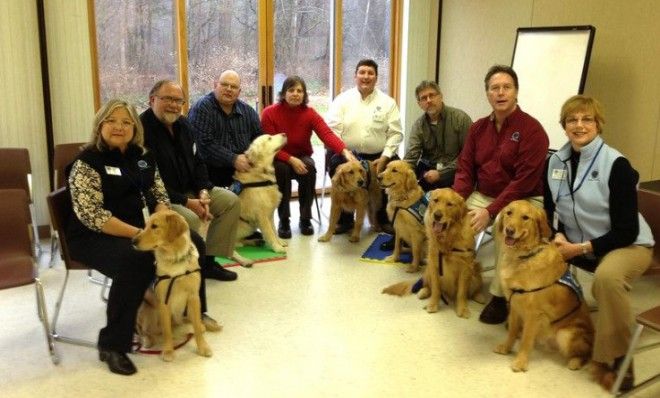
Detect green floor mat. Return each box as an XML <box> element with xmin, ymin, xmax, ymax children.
<box><xmin>215</xmin><ymin>245</ymin><xmax>287</xmax><ymax>267</ymax></box>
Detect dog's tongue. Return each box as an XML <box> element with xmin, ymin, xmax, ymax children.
<box><xmin>433</xmin><ymin>221</ymin><xmax>445</xmax><ymax>234</ymax></box>
<box><xmin>505</xmin><ymin>236</ymin><xmax>516</xmax><ymax>246</ymax></box>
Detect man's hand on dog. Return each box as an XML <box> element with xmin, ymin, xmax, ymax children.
<box><xmin>234</xmin><ymin>153</ymin><xmax>252</xmax><ymax>172</ymax></box>
<box><xmin>373</xmin><ymin>156</ymin><xmax>389</xmax><ymax>174</ymax></box>
<box><xmin>469</xmin><ymin>208</ymin><xmax>490</xmax><ymax>233</ymax></box>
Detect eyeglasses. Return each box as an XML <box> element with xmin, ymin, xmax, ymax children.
<box><xmin>103</xmin><ymin>118</ymin><xmax>134</xmax><ymax>129</ymax></box>
<box><xmin>418</xmin><ymin>92</ymin><xmax>439</xmax><ymax>102</ymax></box>
<box><xmin>565</xmin><ymin>116</ymin><xmax>596</xmax><ymax>126</ymax></box>
<box><xmin>156</xmin><ymin>95</ymin><xmax>186</xmax><ymax>106</ymax></box>
<box><xmin>219</xmin><ymin>82</ymin><xmax>240</xmax><ymax>91</ymax></box>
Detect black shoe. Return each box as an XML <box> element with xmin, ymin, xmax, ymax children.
<box><xmin>278</xmin><ymin>220</ymin><xmax>292</xmax><ymax>239</ymax></box>
<box><xmin>244</xmin><ymin>231</ymin><xmax>263</xmax><ymax>241</ymax></box>
<box><xmin>204</xmin><ymin>264</ymin><xmax>238</xmax><ymax>281</ymax></box>
<box><xmin>380</xmin><ymin>236</ymin><xmax>395</xmax><ymax>251</ymax></box>
<box><xmin>299</xmin><ymin>219</ymin><xmax>314</xmax><ymax>236</ymax></box>
<box><xmin>479</xmin><ymin>296</ymin><xmax>508</xmax><ymax>324</ymax></box>
<box><xmin>99</xmin><ymin>349</ymin><xmax>137</xmax><ymax>375</ymax></box>
<box><xmin>333</xmin><ymin>222</ymin><xmax>354</xmax><ymax>235</ymax></box>
<box><xmin>380</xmin><ymin>223</ymin><xmax>395</xmax><ymax>235</ymax></box>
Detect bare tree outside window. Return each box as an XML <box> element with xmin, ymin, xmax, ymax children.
<box><xmin>95</xmin><ymin>0</ymin><xmax>177</xmax><ymax>111</ymax></box>
<box><xmin>341</xmin><ymin>0</ymin><xmax>391</xmax><ymax>93</ymax></box>
<box><xmin>274</xmin><ymin>0</ymin><xmax>331</xmax><ymax>114</ymax></box>
<box><xmin>186</xmin><ymin>0</ymin><xmax>259</xmax><ymax>109</ymax></box>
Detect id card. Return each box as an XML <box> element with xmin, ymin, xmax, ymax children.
<box><xmin>142</xmin><ymin>206</ymin><xmax>150</xmax><ymax>224</ymax></box>
<box><xmin>551</xmin><ymin>169</ymin><xmax>566</xmax><ymax>180</ymax></box>
<box><xmin>105</xmin><ymin>166</ymin><xmax>122</xmax><ymax>176</ymax></box>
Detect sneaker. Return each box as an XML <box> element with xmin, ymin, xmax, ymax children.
<box><xmin>278</xmin><ymin>219</ymin><xmax>292</xmax><ymax>239</ymax></box>
<box><xmin>299</xmin><ymin>219</ymin><xmax>314</xmax><ymax>236</ymax></box>
<box><xmin>479</xmin><ymin>296</ymin><xmax>508</xmax><ymax>324</ymax></box>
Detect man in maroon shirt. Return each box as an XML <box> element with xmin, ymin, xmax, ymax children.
<box><xmin>452</xmin><ymin>65</ymin><xmax>549</xmax><ymax>324</ymax></box>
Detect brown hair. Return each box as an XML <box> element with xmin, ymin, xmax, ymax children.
<box><xmin>559</xmin><ymin>95</ymin><xmax>605</xmax><ymax>133</ymax></box>
<box><xmin>278</xmin><ymin>75</ymin><xmax>309</xmax><ymax>106</ymax></box>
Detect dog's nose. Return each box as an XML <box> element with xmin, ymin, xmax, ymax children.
<box><xmin>433</xmin><ymin>211</ymin><xmax>443</xmax><ymax>221</ymax></box>
<box><xmin>357</xmin><ymin>179</ymin><xmax>364</xmax><ymax>187</ymax></box>
<box><xmin>505</xmin><ymin>227</ymin><xmax>515</xmax><ymax>237</ymax></box>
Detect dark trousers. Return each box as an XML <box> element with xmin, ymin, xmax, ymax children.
<box><xmin>274</xmin><ymin>157</ymin><xmax>316</xmax><ymax>221</ymax></box>
<box><xmin>414</xmin><ymin>161</ymin><xmax>456</xmax><ymax>192</ymax></box>
<box><xmin>207</xmin><ymin>165</ymin><xmax>235</xmax><ymax>188</ymax></box>
<box><xmin>328</xmin><ymin>151</ymin><xmax>396</xmax><ymax>225</ymax></box>
<box><xmin>69</xmin><ymin>230</ymin><xmax>210</xmax><ymax>352</ymax></box>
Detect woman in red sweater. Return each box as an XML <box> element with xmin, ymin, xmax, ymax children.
<box><xmin>261</xmin><ymin>75</ymin><xmax>356</xmax><ymax>238</ymax></box>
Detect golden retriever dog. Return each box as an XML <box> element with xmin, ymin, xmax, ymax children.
<box><xmin>377</xmin><ymin>160</ymin><xmax>426</xmax><ymax>272</ymax></box>
<box><xmin>133</xmin><ymin>210</ymin><xmax>214</xmax><ymax>362</ymax></box>
<box><xmin>318</xmin><ymin>160</ymin><xmax>381</xmax><ymax>243</ymax></box>
<box><xmin>493</xmin><ymin>200</ymin><xmax>594</xmax><ymax>372</ymax></box>
<box><xmin>234</xmin><ymin>133</ymin><xmax>287</xmax><ymax>253</ymax></box>
<box><xmin>382</xmin><ymin>188</ymin><xmax>484</xmax><ymax>317</ymax></box>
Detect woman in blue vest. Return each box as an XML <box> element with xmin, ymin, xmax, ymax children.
<box><xmin>544</xmin><ymin>95</ymin><xmax>654</xmax><ymax>391</ymax></box>
<box><xmin>67</xmin><ymin>99</ymin><xmax>219</xmax><ymax>376</ymax></box>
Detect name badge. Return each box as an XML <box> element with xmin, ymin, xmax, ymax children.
<box><xmin>551</xmin><ymin>169</ymin><xmax>566</xmax><ymax>180</ymax></box>
<box><xmin>105</xmin><ymin>166</ymin><xmax>122</xmax><ymax>176</ymax></box>
<box><xmin>142</xmin><ymin>206</ymin><xmax>150</xmax><ymax>224</ymax></box>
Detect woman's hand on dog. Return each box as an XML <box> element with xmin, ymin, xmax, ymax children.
<box><xmin>552</xmin><ymin>233</ymin><xmax>583</xmax><ymax>261</ymax></box>
<box><xmin>342</xmin><ymin>149</ymin><xmax>357</xmax><ymax>163</ymax></box>
<box><xmin>187</xmin><ymin>198</ymin><xmax>211</xmax><ymax>220</ymax></box>
<box><xmin>288</xmin><ymin>156</ymin><xmax>309</xmax><ymax>175</ymax></box>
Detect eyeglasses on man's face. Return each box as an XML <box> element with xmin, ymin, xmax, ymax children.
<box><xmin>155</xmin><ymin>95</ymin><xmax>186</xmax><ymax>106</ymax></box>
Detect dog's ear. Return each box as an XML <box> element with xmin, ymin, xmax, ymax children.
<box><xmin>494</xmin><ymin>207</ymin><xmax>505</xmax><ymax>235</ymax></box>
<box><xmin>166</xmin><ymin>212</ymin><xmax>188</xmax><ymax>241</ymax></box>
<box><xmin>404</xmin><ymin>167</ymin><xmax>418</xmax><ymax>191</ymax></box>
<box><xmin>535</xmin><ymin>207</ymin><xmax>552</xmax><ymax>240</ymax></box>
<box><xmin>332</xmin><ymin>165</ymin><xmax>347</xmax><ymax>190</ymax></box>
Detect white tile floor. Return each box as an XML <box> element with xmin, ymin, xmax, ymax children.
<box><xmin>1</xmin><ymin>201</ymin><xmax>659</xmax><ymax>398</ymax></box>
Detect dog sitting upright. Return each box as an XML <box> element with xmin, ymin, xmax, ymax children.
<box><xmin>377</xmin><ymin>160</ymin><xmax>427</xmax><ymax>272</ymax></box>
<box><xmin>233</xmin><ymin>133</ymin><xmax>288</xmax><ymax>253</ymax></box>
<box><xmin>318</xmin><ymin>159</ymin><xmax>381</xmax><ymax>243</ymax></box>
<box><xmin>493</xmin><ymin>200</ymin><xmax>594</xmax><ymax>372</ymax></box>
<box><xmin>134</xmin><ymin>210</ymin><xmax>214</xmax><ymax>362</ymax></box>
<box><xmin>383</xmin><ymin>188</ymin><xmax>484</xmax><ymax>317</ymax></box>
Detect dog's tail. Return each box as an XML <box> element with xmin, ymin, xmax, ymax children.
<box><xmin>382</xmin><ymin>278</ymin><xmax>423</xmax><ymax>296</ymax></box>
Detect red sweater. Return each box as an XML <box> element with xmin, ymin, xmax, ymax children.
<box><xmin>453</xmin><ymin>106</ymin><xmax>548</xmax><ymax>217</ymax></box>
<box><xmin>260</xmin><ymin>102</ymin><xmax>346</xmax><ymax>162</ymax></box>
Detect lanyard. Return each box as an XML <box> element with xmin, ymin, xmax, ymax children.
<box><xmin>555</xmin><ymin>141</ymin><xmax>604</xmax><ymax>202</ymax></box>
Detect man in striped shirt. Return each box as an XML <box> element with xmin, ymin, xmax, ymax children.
<box><xmin>188</xmin><ymin>70</ymin><xmax>263</xmax><ymax>188</ymax></box>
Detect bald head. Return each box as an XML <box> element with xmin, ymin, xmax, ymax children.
<box><xmin>213</xmin><ymin>70</ymin><xmax>242</xmax><ymax>111</ymax></box>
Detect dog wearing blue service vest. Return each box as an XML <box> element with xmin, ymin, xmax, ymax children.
<box><xmin>134</xmin><ymin>210</ymin><xmax>215</xmax><ymax>362</ymax></box>
<box><xmin>493</xmin><ymin>200</ymin><xmax>593</xmax><ymax>372</ymax></box>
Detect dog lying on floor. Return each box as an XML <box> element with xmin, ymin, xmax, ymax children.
<box><xmin>232</xmin><ymin>133</ymin><xmax>288</xmax><ymax>253</ymax></box>
<box><xmin>377</xmin><ymin>160</ymin><xmax>426</xmax><ymax>272</ymax></box>
<box><xmin>318</xmin><ymin>159</ymin><xmax>381</xmax><ymax>243</ymax></box>
<box><xmin>134</xmin><ymin>210</ymin><xmax>214</xmax><ymax>362</ymax></box>
<box><xmin>382</xmin><ymin>188</ymin><xmax>484</xmax><ymax>317</ymax></box>
<box><xmin>493</xmin><ymin>200</ymin><xmax>594</xmax><ymax>372</ymax></box>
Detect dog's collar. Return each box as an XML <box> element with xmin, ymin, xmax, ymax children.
<box><xmin>516</xmin><ymin>245</ymin><xmax>546</xmax><ymax>260</ymax></box>
<box><xmin>229</xmin><ymin>179</ymin><xmax>276</xmax><ymax>195</ymax></box>
<box><xmin>165</xmin><ymin>246</ymin><xmax>196</xmax><ymax>264</ymax></box>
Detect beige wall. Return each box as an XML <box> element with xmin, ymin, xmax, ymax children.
<box><xmin>0</xmin><ymin>1</ymin><xmax>49</xmax><ymax>225</ymax></box>
<box><xmin>439</xmin><ymin>0</ymin><xmax>660</xmax><ymax>181</ymax></box>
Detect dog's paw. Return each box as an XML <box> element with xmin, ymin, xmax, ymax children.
<box><xmin>511</xmin><ymin>357</ymin><xmax>528</xmax><ymax>372</ymax></box>
<box><xmin>384</xmin><ymin>254</ymin><xmax>397</xmax><ymax>262</ymax></box>
<box><xmin>317</xmin><ymin>234</ymin><xmax>331</xmax><ymax>242</ymax></box>
<box><xmin>197</xmin><ymin>344</ymin><xmax>213</xmax><ymax>358</ymax></box>
<box><xmin>279</xmin><ymin>239</ymin><xmax>288</xmax><ymax>247</ymax></box>
<box><xmin>424</xmin><ymin>303</ymin><xmax>439</xmax><ymax>313</ymax></box>
<box><xmin>456</xmin><ymin>306</ymin><xmax>471</xmax><ymax>319</ymax></box>
<box><xmin>493</xmin><ymin>343</ymin><xmax>511</xmax><ymax>355</ymax></box>
<box><xmin>272</xmin><ymin>245</ymin><xmax>287</xmax><ymax>253</ymax></box>
<box><xmin>416</xmin><ymin>287</ymin><xmax>430</xmax><ymax>299</ymax></box>
<box><xmin>161</xmin><ymin>350</ymin><xmax>175</xmax><ymax>362</ymax></box>
<box><xmin>405</xmin><ymin>264</ymin><xmax>419</xmax><ymax>273</ymax></box>
<box><xmin>567</xmin><ymin>357</ymin><xmax>585</xmax><ymax>370</ymax></box>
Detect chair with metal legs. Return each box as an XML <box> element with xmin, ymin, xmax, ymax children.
<box><xmin>0</xmin><ymin>189</ymin><xmax>58</xmax><ymax>363</ymax></box>
<box><xmin>47</xmin><ymin>187</ymin><xmax>99</xmax><ymax>349</ymax></box>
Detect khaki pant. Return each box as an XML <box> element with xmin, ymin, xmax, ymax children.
<box><xmin>465</xmin><ymin>191</ymin><xmax>543</xmax><ymax>297</ymax></box>
<box><xmin>591</xmin><ymin>245</ymin><xmax>652</xmax><ymax>364</ymax></box>
<box><xmin>172</xmin><ymin>187</ymin><xmax>240</xmax><ymax>257</ymax></box>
